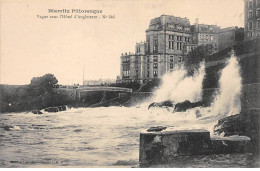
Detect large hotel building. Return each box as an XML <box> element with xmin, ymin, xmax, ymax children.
<box><xmin>244</xmin><ymin>0</ymin><xmax>260</xmax><ymax>40</ymax></box>
<box><xmin>117</xmin><ymin>14</ymin><xmax>244</xmax><ymax>84</ymax></box>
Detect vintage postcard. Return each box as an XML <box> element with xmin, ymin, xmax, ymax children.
<box><xmin>0</xmin><ymin>0</ymin><xmax>259</xmax><ymax>168</ymax></box>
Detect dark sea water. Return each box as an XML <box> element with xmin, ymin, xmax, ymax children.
<box><xmin>0</xmin><ymin>106</ymin><xmax>259</xmax><ymax>168</ymax></box>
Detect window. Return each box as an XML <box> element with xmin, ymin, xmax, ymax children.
<box><xmin>249</xmin><ymin>11</ymin><xmax>253</xmax><ymax>18</ymax></box>
<box><xmin>210</xmin><ymin>35</ymin><xmax>213</xmax><ymax>42</ymax></box>
<box><xmin>249</xmin><ymin>1</ymin><xmax>253</xmax><ymax>9</ymax></box>
<box><xmin>153</xmin><ymin>63</ymin><xmax>158</xmax><ymax>69</ymax></box>
<box><xmin>178</xmin><ymin>57</ymin><xmax>182</xmax><ymax>63</ymax></box>
<box><xmin>136</xmin><ymin>46</ymin><xmax>141</xmax><ymax>53</ymax></box>
<box><xmin>147</xmin><ymin>71</ymin><xmax>149</xmax><ymax>78</ymax></box>
<box><xmin>257</xmin><ymin>9</ymin><xmax>260</xmax><ymax>17</ymax></box>
<box><xmin>249</xmin><ymin>21</ymin><xmax>253</xmax><ymax>30</ymax></box>
<box><xmin>169</xmin><ymin>35</ymin><xmax>174</xmax><ymax>49</ymax></box>
<box><xmin>258</xmin><ymin>20</ymin><xmax>260</xmax><ymax>28</ymax></box>
<box><xmin>147</xmin><ymin>57</ymin><xmax>150</xmax><ymax>69</ymax></box>
<box><xmin>179</xmin><ymin>43</ymin><xmax>182</xmax><ymax>50</ymax></box>
<box><xmin>123</xmin><ymin>64</ymin><xmax>130</xmax><ymax>71</ymax></box>
<box><xmin>153</xmin><ymin>56</ymin><xmax>158</xmax><ymax>62</ymax></box>
<box><xmin>153</xmin><ymin>70</ymin><xmax>158</xmax><ymax>78</ymax></box>
<box><xmin>170</xmin><ymin>56</ymin><xmax>173</xmax><ymax>62</ymax></box>
<box><xmin>123</xmin><ymin>63</ymin><xmax>130</xmax><ymax>78</ymax></box>
<box><xmin>147</xmin><ymin>37</ymin><xmax>150</xmax><ymax>53</ymax></box>
<box><xmin>153</xmin><ymin>39</ymin><xmax>158</xmax><ymax>53</ymax></box>
<box><xmin>253</xmin><ymin>21</ymin><xmax>256</xmax><ymax>28</ymax></box>
<box><xmin>170</xmin><ymin>63</ymin><xmax>173</xmax><ymax>69</ymax></box>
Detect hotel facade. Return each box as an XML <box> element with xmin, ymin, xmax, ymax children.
<box><xmin>244</xmin><ymin>0</ymin><xmax>260</xmax><ymax>40</ymax></box>
<box><xmin>118</xmin><ymin>15</ymin><xmax>243</xmax><ymax>84</ymax></box>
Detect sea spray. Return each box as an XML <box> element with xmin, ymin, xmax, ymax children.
<box><xmin>180</xmin><ymin>52</ymin><xmax>242</xmax><ymax>136</ymax></box>
<box><xmin>153</xmin><ymin>60</ymin><xmax>205</xmax><ymax>103</ymax></box>
<box><xmin>210</xmin><ymin>51</ymin><xmax>242</xmax><ymax>117</ymax></box>
<box><xmin>146</xmin><ymin>51</ymin><xmax>242</xmax><ymax>136</ymax></box>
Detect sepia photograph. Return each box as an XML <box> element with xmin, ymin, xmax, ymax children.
<box><xmin>0</xmin><ymin>0</ymin><xmax>259</xmax><ymax>168</ymax></box>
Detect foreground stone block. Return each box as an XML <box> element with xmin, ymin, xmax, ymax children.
<box><xmin>139</xmin><ymin>129</ymin><xmax>211</xmax><ymax>164</ymax></box>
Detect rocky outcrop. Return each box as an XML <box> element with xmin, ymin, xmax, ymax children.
<box><xmin>31</xmin><ymin>110</ymin><xmax>43</xmax><ymax>114</ymax></box>
<box><xmin>147</xmin><ymin>126</ymin><xmax>167</xmax><ymax>132</ymax></box>
<box><xmin>214</xmin><ymin>114</ymin><xmax>247</xmax><ymax>136</ymax></box>
<box><xmin>214</xmin><ymin>109</ymin><xmax>260</xmax><ymax>155</ymax></box>
<box><xmin>148</xmin><ymin>100</ymin><xmax>174</xmax><ymax>110</ymax></box>
<box><xmin>45</xmin><ymin>107</ymin><xmax>59</xmax><ymax>113</ymax></box>
<box><xmin>44</xmin><ymin>105</ymin><xmax>67</xmax><ymax>113</ymax></box>
<box><xmin>57</xmin><ymin>105</ymin><xmax>67</xmax><ymax>111</ymax></box>
<box><xmin>174</xmin><ymin>100</ymin><xmax>203</xmax><ymax>112</ymax></box>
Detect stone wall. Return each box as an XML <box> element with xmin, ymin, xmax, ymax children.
<box><xmin>202</xmin><ymin>83</ymin><xmax>260</xmax><ymax>112</ymax></box>
<box><xmin>124</xmin><ymin>92</ymin><xmax>153</xmax><ymax>107</ymax></box>
<box><xmin>241</xmin><ymin>83</ymin><xmax>260</xmax><ymax>112</ymax></box>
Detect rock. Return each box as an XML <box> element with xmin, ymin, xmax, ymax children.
<box><xmin>3</xmin><ymin>125</ymin><xmax>14</xmax><ymax>131</ymax></box>
<box><xmin>147</xmin><ymin>126</ymin><xmax>167</xmax><ymax>132</ymax></box>
<box><xmin>113</xmin><ymin>160</ymin><xmax>138</xmax><ymax>166</ymax></box>
<box><xmin>47</xmin><ymin>107</ymin><xmax>59</xmax><ymax>113</ymax></box>
<box><xmin>57</xmin><ymin>105</ymin><xmax>66</xmax><ymax>111</ymax></box>
<box><xmin>214</xmin><ymin>109</ymin><xmax>260</xmax><ymax>155</ymax></box>
<box><xmin>195</xmin><ymin>109</ymin><xmax>202</xmax><ymax>118</ymax></box>
<box><xmin>214</xmin><ymin>114</ymin><xmax>248</xmax><ymax>136</ymax></box>
<box><xmin>1</xmin><ymin>125</ymin><xmax>20</xmax><ymax>131</ymax></box>
<box><xmin>148</xmin><ymin>100</ymin><xmax>174</xmax><ymax>110</ymax></box>
<box><xmin>45</xmin><ymin>105</ymin><xmax>67</xmax><ymax>112</ymax></box>
<box><xmin>32</xmin><ymin>110</ymin><xmax>43</xmax><ymax>114</ymax></box>
<box><xmin>174</xmin><ymin>100</ymin><xmax>203</xmax><ymax>112</ymax></box>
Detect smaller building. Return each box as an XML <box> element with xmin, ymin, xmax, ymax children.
<box><xmin>83</xmin><ymin>79</ymin><xmax>115</xmax><ymax>86</ymax></box>
<box><xmin>218</xmin><ymin>27</ymin><xmax>244</xmax><ymax>51</ymax></box>
<box><xmin>119</xmin><ymin>50</ymin><xmax>146</xmax><ymax>84</ymax></box>
<box><xmin>191</xmin><ymin>22</ymin><xmax>220</xmax><ymax>53</ymax></box>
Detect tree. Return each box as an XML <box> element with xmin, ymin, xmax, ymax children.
<box><xmin>184</xmin><ymin>44</ymin><xmax>214</xmax><ymax>68</ymax></box>
<box><xmin>29</xmin><ymin>74</ymin><xmax>58</xmax><ymax>96</ymax></box>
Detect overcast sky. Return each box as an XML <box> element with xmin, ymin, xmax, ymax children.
<box><xmin>1</xmin><ymin>0</ymin><xmax>244</xmax><ymax>85</ymax></box>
